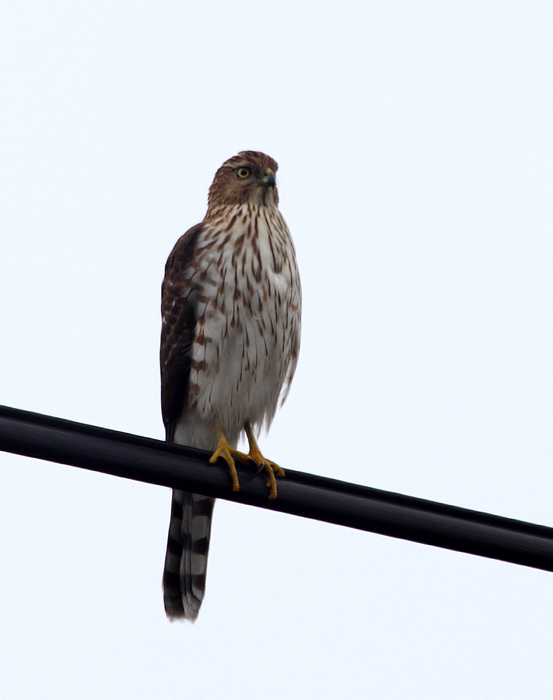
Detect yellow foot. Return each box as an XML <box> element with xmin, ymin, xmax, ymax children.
<box><xmin>209</xmin><ymin>423</ymin><xmax>250</xmax><ymax>492</ymax></box>
<box><xmin>251</xmin><ymin>451</ymin><xmax>285</xmax><ymax>500</ymax></box>
<box><xmin>244</xmin><ymin>422</ymin><xmax>285</xmax><ymax>500</ymax></box>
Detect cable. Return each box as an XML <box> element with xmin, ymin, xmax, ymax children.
<box><xmin>1</xmin><ymin>403</ymin><xmax>552</xmax><ymax>572</ymax></box>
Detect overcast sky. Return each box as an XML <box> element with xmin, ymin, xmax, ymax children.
<box><xmin>1</xmin><ymin>2</ymin><xmax>553</xmax><ymax>698</ymax></box>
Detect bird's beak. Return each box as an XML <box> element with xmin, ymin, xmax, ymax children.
<box><xmin>260</xmin><ymin>167</ymin><xmax>276</xmax><ymax>188</ymax></box>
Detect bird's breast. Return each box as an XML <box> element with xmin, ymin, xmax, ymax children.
<box><xmin>185</xmin><ymin>205</ymin><xmax>300</xmax><ymax>431</ymax></box>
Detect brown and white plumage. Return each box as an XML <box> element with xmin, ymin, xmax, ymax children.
<box><xmin>160</xmin><ymin>151</ymin><xmax>301</xmax><ymax>620</ymax></box>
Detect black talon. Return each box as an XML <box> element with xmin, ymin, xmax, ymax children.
<box><xmin>248</xmin><ymin>462</ymin><xmax>266</xmax><ymax>480</ymax></box>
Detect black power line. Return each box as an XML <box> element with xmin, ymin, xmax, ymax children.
<box><xmin>1</xmin><ymin>403</ymin><xmax>553</xmax><ymax>572</ymax></box>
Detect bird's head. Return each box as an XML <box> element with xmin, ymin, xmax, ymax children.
<box><xmin>207</xmin><ymin>151</ymin><xmax>279</xmax><ymax>211</ymax></box>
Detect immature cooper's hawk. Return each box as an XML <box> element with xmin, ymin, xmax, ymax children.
<box><xmin>160</xmin><ymin>151</ymin><xmax>301</xmax><ymax>620</ymax></box>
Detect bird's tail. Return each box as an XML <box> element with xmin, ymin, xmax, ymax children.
<box><xmin>162</xmin><ymin>490</ymin><xmax>215</xmax><ymax>621</ymax></box>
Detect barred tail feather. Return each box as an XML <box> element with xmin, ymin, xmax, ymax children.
<box><xmin>163</xmin><ymin>490</ymin><xmax>215</xmax><ymax>621</ymax></box>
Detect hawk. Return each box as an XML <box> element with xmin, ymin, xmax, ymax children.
<box><xmin>160</xmin><ymin>151</ymin><xmax>301</xmax><ymax>620</ymax></box>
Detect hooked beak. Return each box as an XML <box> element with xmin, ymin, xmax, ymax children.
<box><xmin>260</xmin><ymin>167</ymin><xmax>276</xmax><ymax>188</ymax></box>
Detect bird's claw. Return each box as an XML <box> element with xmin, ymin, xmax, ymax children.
<box><xmin>249</xmin><ymin>452</ymin><xmax>285</xmax><ymax>500</ymax></box>
<box><xmin>209</xmin><ymin>445</ymin><xmax>249</xmax><ymax>492</ymax></box>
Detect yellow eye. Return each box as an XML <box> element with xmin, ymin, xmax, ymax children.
<box><xmin>236</xmin><ymin>168</ymin><xmax>251</xmax><ymax>179</ymax></box>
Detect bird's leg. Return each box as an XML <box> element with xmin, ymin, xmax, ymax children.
<box><xmin>209</xmin><ymin>421</ymin><xmax>250</xmax><ymax>492</ymax></box>
<box><xmin>244</xmin><ymin>421</ymin><xmax>285</xmax><ymax>500</ymax></box>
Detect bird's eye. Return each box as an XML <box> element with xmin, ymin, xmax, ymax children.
<box><xmin>236</xmin><ymin>168</ymin><xmax>251</xmax><ymax>179</ymax></box>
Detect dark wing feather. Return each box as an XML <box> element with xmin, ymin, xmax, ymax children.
<box><xmin>160</xmin><ymin>223</ymin><xmax>203</xmax><ymax>442</ymax></box>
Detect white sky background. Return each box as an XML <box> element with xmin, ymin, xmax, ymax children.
<box><xmin>1</xmin><ymin>1</ymin><xmax>552</xmax><ymax>697</ymax></box>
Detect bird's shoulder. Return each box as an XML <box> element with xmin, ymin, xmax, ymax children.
<box><xmin>163</xmin><ymin>222</ymin><xmax>204</xmax><ymax>280</ymax></box>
